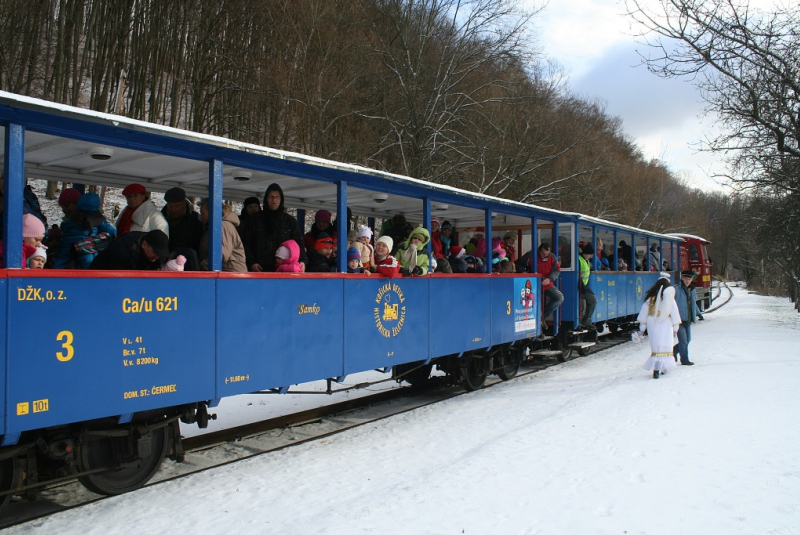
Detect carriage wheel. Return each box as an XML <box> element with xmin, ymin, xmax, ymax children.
<box><xmin>78</xmin><ymin>425</ymin><xmax>168</xmax><ymax>495</ymax></box>
<box><xmin>462</xmin><ymin>354</ymin><xmax>488</xmax><ymax>391</ymax></box>
<box><xmin>497</xmin><ymin>348</ymin><xmax>521</xmax><ymax>381</ymax></box>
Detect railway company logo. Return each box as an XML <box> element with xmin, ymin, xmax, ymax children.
<box><xmin>374</xmin><ymin>282</ymin><xmax>406</xmax><ymax>338</ymax></box>
<box><xmin>636</xmin><ymin>276</ymin><xmax>644</xmax><ymax>301</ymax></box>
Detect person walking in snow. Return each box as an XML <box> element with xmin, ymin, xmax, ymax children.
<box><xmin>673</xmin><ymin>270</ymin><xmax>700</xmax><ymax>366</ymax></box>
<box><xmin>633</xmin><ymin>274</ymin><xmax>681</xmax><ymax>379</ymax></box>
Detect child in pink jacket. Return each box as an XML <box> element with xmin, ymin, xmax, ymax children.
<box><xmin>275</xmin><ymin>239</ymin><xmax>303</xmax><ymax>273</ymax></box>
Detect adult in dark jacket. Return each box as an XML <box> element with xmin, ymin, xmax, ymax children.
<box><xmin>672</xmin><ymin>270</ymin><xmax>700</xmax><ymax>366</ymax></box>
<box><xmin>302</xmin><ymin>209</ymin><xmax>337</xmax><ymax>253</ymax></box>
<box><xmin>90</xmin><ymin>230</ymin><xmax>170</xmax><ymax>270</ymax></box>
<box><xmin>161</xmin><ymin>187</ymin><xmax>203</xmax><ymax>252</ymax></box>
<box><xmin>241</xmin><ymin>183</ymin><xmax>307</xmax><ymax>272</ymax></box>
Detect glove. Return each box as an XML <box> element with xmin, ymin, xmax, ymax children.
<box><xmin>399</xmin><ymin>268</ymin><xmax>412</xmax><ymax>277</ymax></box>
<box><xmin>631</xmin><ymin>331</ymin><xmax>644</xmax><ymax>344</ymax></box>
<box><xmin>412</xmin><ymin>266</ymin><xmax>423</xmax><ymax>276</ymax></box>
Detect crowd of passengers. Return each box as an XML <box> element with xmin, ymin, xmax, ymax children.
<box><xmin>1</xmin><ymin>181</ymin><xmax>669</xmax><ymax>277</ymax></box>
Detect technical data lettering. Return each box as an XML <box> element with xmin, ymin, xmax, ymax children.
<box><xmin>123</xmin><ymin>384</ymin><xmax>177</xmax><ymax>399</ymax></box>
<box><xmin>122</xmin><ymin>296</ymin><xmax>178</xmax><ymax>314</ymax></box>
<box><xmin>17</xmin><ymin>286</ymin><xmax>67</xmax><ymax>302</ymax></box>
<box><xmin>121</xmin><ymin>336</ymin><xmax>157</xmax><ymax>366</ymax></box>
<box><xmin>225</xmin><ymin>374</ymin><xmax>250</xmax><ymax>384</ymax></box>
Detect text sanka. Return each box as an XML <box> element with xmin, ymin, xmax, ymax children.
<box><xmin>122</xmin><ymin>296</ymin><xmax>178</xmax><ymax>313</ymax></box>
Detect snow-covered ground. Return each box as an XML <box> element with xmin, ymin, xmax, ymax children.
<box><xmin>14</xmin><ymin>286</ymin><xmax>800</xmax><ymax>534</ymax></box>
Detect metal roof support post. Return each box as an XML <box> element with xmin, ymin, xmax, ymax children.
<box><xmin>631</xmin><ymin>233</ymin><xmax>637</xmax><ymax>270</ymax></box>
<box><xmin>485</xmin><ymin>210</ymin><xmax>493</xmax><ymax>274</ymax></box>
<box><xmin>423</xmin><ymin>197</ymin><xmax>432</xmax><ymax>257</ymax></box>
<box><xmin>531</xmin><ymin>216</ymin><xmax>538</xmax><ymax>273</ymax></box>
<box><xmin>208</xmin><ymin>159</ymin><xmax>223</xmax><ymax>271</ymax></box>
<box><xmin>645</xmin><ymin>236</ymin><xmax>651</xmax><ymax>271</ymax></box>
<box><xmin>591</xmin><ymin>226</ymin><xmax>597</xmax><ymax>268</ymax></box>
<box><xmin>336</xmin><ymin>181</ymin><xmax>348</xmax><ymax>273</ymax></box>
<box><xmin>3</xmin><ymin>123</ymin><xmax>24</xmax><ymax>268</ymax></box>
<box><xmin>368</xmin><ymin>217</ymin><xmax>376</xmax><ymax>235</ymax></box>
<box><xmin>613</xmin><ymin>229</ymin><xmax>618</xmax><ymax>270</ymax></box>
<box><xmin>296</xmin><ymin>209</ymin><xmax>306</xmax><ymax>234</ymax></box>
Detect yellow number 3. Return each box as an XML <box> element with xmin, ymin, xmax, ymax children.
<box><xmin>506</xmin><ymin>301</ymin><xmax>511</xmax><ymax>315</ymax></box>
<box><xmin>56</xmin><ymin>330</ymin><xmax>74</xmax><ymax>362</ymax></box>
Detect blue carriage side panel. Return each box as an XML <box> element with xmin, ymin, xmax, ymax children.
<box><xmin>5</xmin><ymin>276</ymin><xmax>216</xmax><ymax>434</ymax></box>
<box><xmin>504</xmin><ymin>275</ymin><xmax>540</xmax><ymax>341</ymax></box>
<box><xmin>558</xmin><ymin>269</ymin><xmax>579</xmax><ymax>324</ymax></box>
<box><xmin>343</xmin><ymin>277</ymin><xmax>429</xmax><ymax>374</ymax></box>
<box><xmin>217</xmin><ymin>277</ymin><xmax>345</xmax><ymax>396</ymax></box>
<box><xmin>0</xmin><ymin>276</ymin><xmax>6</xmax><ymax>435</ymax></box>
<box><xmin>617</xmin><ymin>274</ymin><xmax>628</xmax><ymax>317</ymax></box>
<box><xmin>606</xmin><ymin>275</ymin><xmax>617</xmax><ymax>320</ymax></box>
<box><xmin>589</xmin><ymin>273</ymin><xmax>607</xmax><ymax>322</ymax></box>
<box><xmin>429</xmin><ymin>276</ymin><xmax>492</xmax><ymax>356</ymax></box>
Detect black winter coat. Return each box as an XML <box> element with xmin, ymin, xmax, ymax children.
<box><xmin>241</xmin><ymin>210</ymin><xmax>308</xmax><ymax>271</ymax></box>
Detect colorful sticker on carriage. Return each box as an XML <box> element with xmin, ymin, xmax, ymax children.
<box><xmin>636</xmin><ymin>276</ymin><xmax>644</xmax><ymax>301</ymax></box>
<box><xmin>513</xmin><ymin>278</ymin><xmax>538</xmax><ymax>333</ymax></box>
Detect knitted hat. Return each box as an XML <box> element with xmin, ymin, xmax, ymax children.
<box><xmin>143</xmin><ymin>229</ymin><xmax>170</xmax><ymax>260</ymax></box>
<box><xmin>162</xmin><ymin>255</ymin><xmax>186</xmax><ymax>272</ymax></box>
<box><xmin>22</xmin><ymin>214</ymin><xmax>45</xmax><ymax>238</ymax></box>
<box><xmin>31</xmin><ymin>246</ymin><xmax>47</xmax><ymax>260</ymax></box>
<box><xmin>582</xmin><ymin>243</ymin><xmax>595</xmax><ymax>254</ymax></box>
<box><xmin>431</xmin><ymin>216</ymin><xmax>440</xmax><ymax>226</ymax></box>
<box><xmin>376</xmin><ymin>235</ymin><xmax>393</xmax><ymax>252</ymax></box>
<box><xmin>503</xmin><ymin>232</ymin><xmax>515</xmax><ymax>241</ymax></box>
<box><xmin>347</xmin><ymin>247</ymin><xmax>360</xmax><ymax>263</ymax></box>
<box><xmin>122</xmin><ymin>183</ymin><xmax>146</xmax><ymax>196</ymax></box>
<box><xmin>315</xmin><ymin>209</ymin><xmax>332</xmax><ymax>223</ymax></box>
<box><xmin>315</xmin><ymin>232</ymin><xmax>335</xmax><ymax>251</ymax></box>
<box><xmin>164</xmin><ymin>187</ymin><xmax>186</xmax><ymax>203</ymax></box>
<box><xmin>77</xmin><ymin>192</ymin><xmax>101</xmax><ymax>212</ymax></box>
<box><xmin>357</xmin><ymin>225</ymin><xmax>373</xmax><ymax>239</ymax></box>
<box><xmin>275</xmin><ymin>245</ymin><xmax>291</xmax><ymax>260</ymax></box>
<box><xmin>450</xmin><ymin>246</ymin><xmax>465</xmax><ymax>259</ymax></box>
<box><xmin>440</xmin><ymin>221</ymin><xmax>452</xmax><ymax>231</ymax></box>
<box><xmin>58</xmin><ymin>188</ymin><xmax>81</xmax><ymax>206</ymax></box>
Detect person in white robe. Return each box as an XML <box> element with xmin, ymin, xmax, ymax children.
<box><xmin>634</xmin><ymin>273</ymin><xmax>681</xmax><ymax>379</ymax></box>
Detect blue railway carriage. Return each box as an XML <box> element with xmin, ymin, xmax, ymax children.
<box><xmin>0</xmin><ymin>91</ymin><xmax>680</xmax><ymax>509</ymax></box>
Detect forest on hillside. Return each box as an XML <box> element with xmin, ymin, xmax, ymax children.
<box><xmin>0</xmin><ymin>0</ymin><xmax>797</xmax><ymax>305</ymax></box>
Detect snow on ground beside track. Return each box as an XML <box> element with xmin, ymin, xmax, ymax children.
<box><xmin>15</xmin><ymin>286</ymin><xmax>800</xmax><ymax>535</ymax></box>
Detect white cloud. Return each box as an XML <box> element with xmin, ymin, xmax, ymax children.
<box><xmin>527</xmin><ymin>0</ymin><xmax>729</xmax><ymax>190</ymax></box>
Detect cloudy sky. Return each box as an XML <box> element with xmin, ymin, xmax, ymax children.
<box><xmin>529</xmin><ymin>0</ymin><xmax>725</xmax><ymax>190</ymax></box>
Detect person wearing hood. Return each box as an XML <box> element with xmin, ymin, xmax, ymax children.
<box><xmin>274</xmin><ymin>240</ymin><xmax>303</xmax><ymax>273</ymax></box>
<box><xmin>198</xmin><ymin>199</ymin><xmax>247</xmax><ymax>272</ymax></box>
<box><xmin>633</xmin><ymin>275</ymin><xmax>681</xmax><ymax>379</ymax></box>
<box><xmin>91</xmin><ymin>229</ymin><xmax>170</xmax><ymax>270</ymax></box>
<box><xmin>116</xmin><ymin>183</ymin><xmax>169</xmax><ymax>237</ymax></box>
<box><xmin>53</xmin><ymin>192</ymin><xmax>117</xmax><ymax>269</ymax></box>
<box><xmin>241</xmin><ymin>183</ymin><xmax>307</xmax><ymax>272</ymax></box>
<box><xmin>396</xmin><ymin>227</ymin><xmax>430</xmax><ymax>276</ymax></box>
<box><xmin>161</xmin><ymin>187</ymin><xmax>203</xmax><ymax>253</ymax></box>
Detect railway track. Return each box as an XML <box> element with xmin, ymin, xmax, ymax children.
<box><xmin>0</xmin><ymin>313</ymin><xmax>713</xmax><ymax>529</ymax></box>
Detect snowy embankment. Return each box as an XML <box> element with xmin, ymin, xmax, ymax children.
<box><xmin>16</xmin><ymin>286</ymin><xmax>800</xmax><ymax>534</ymax></box>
